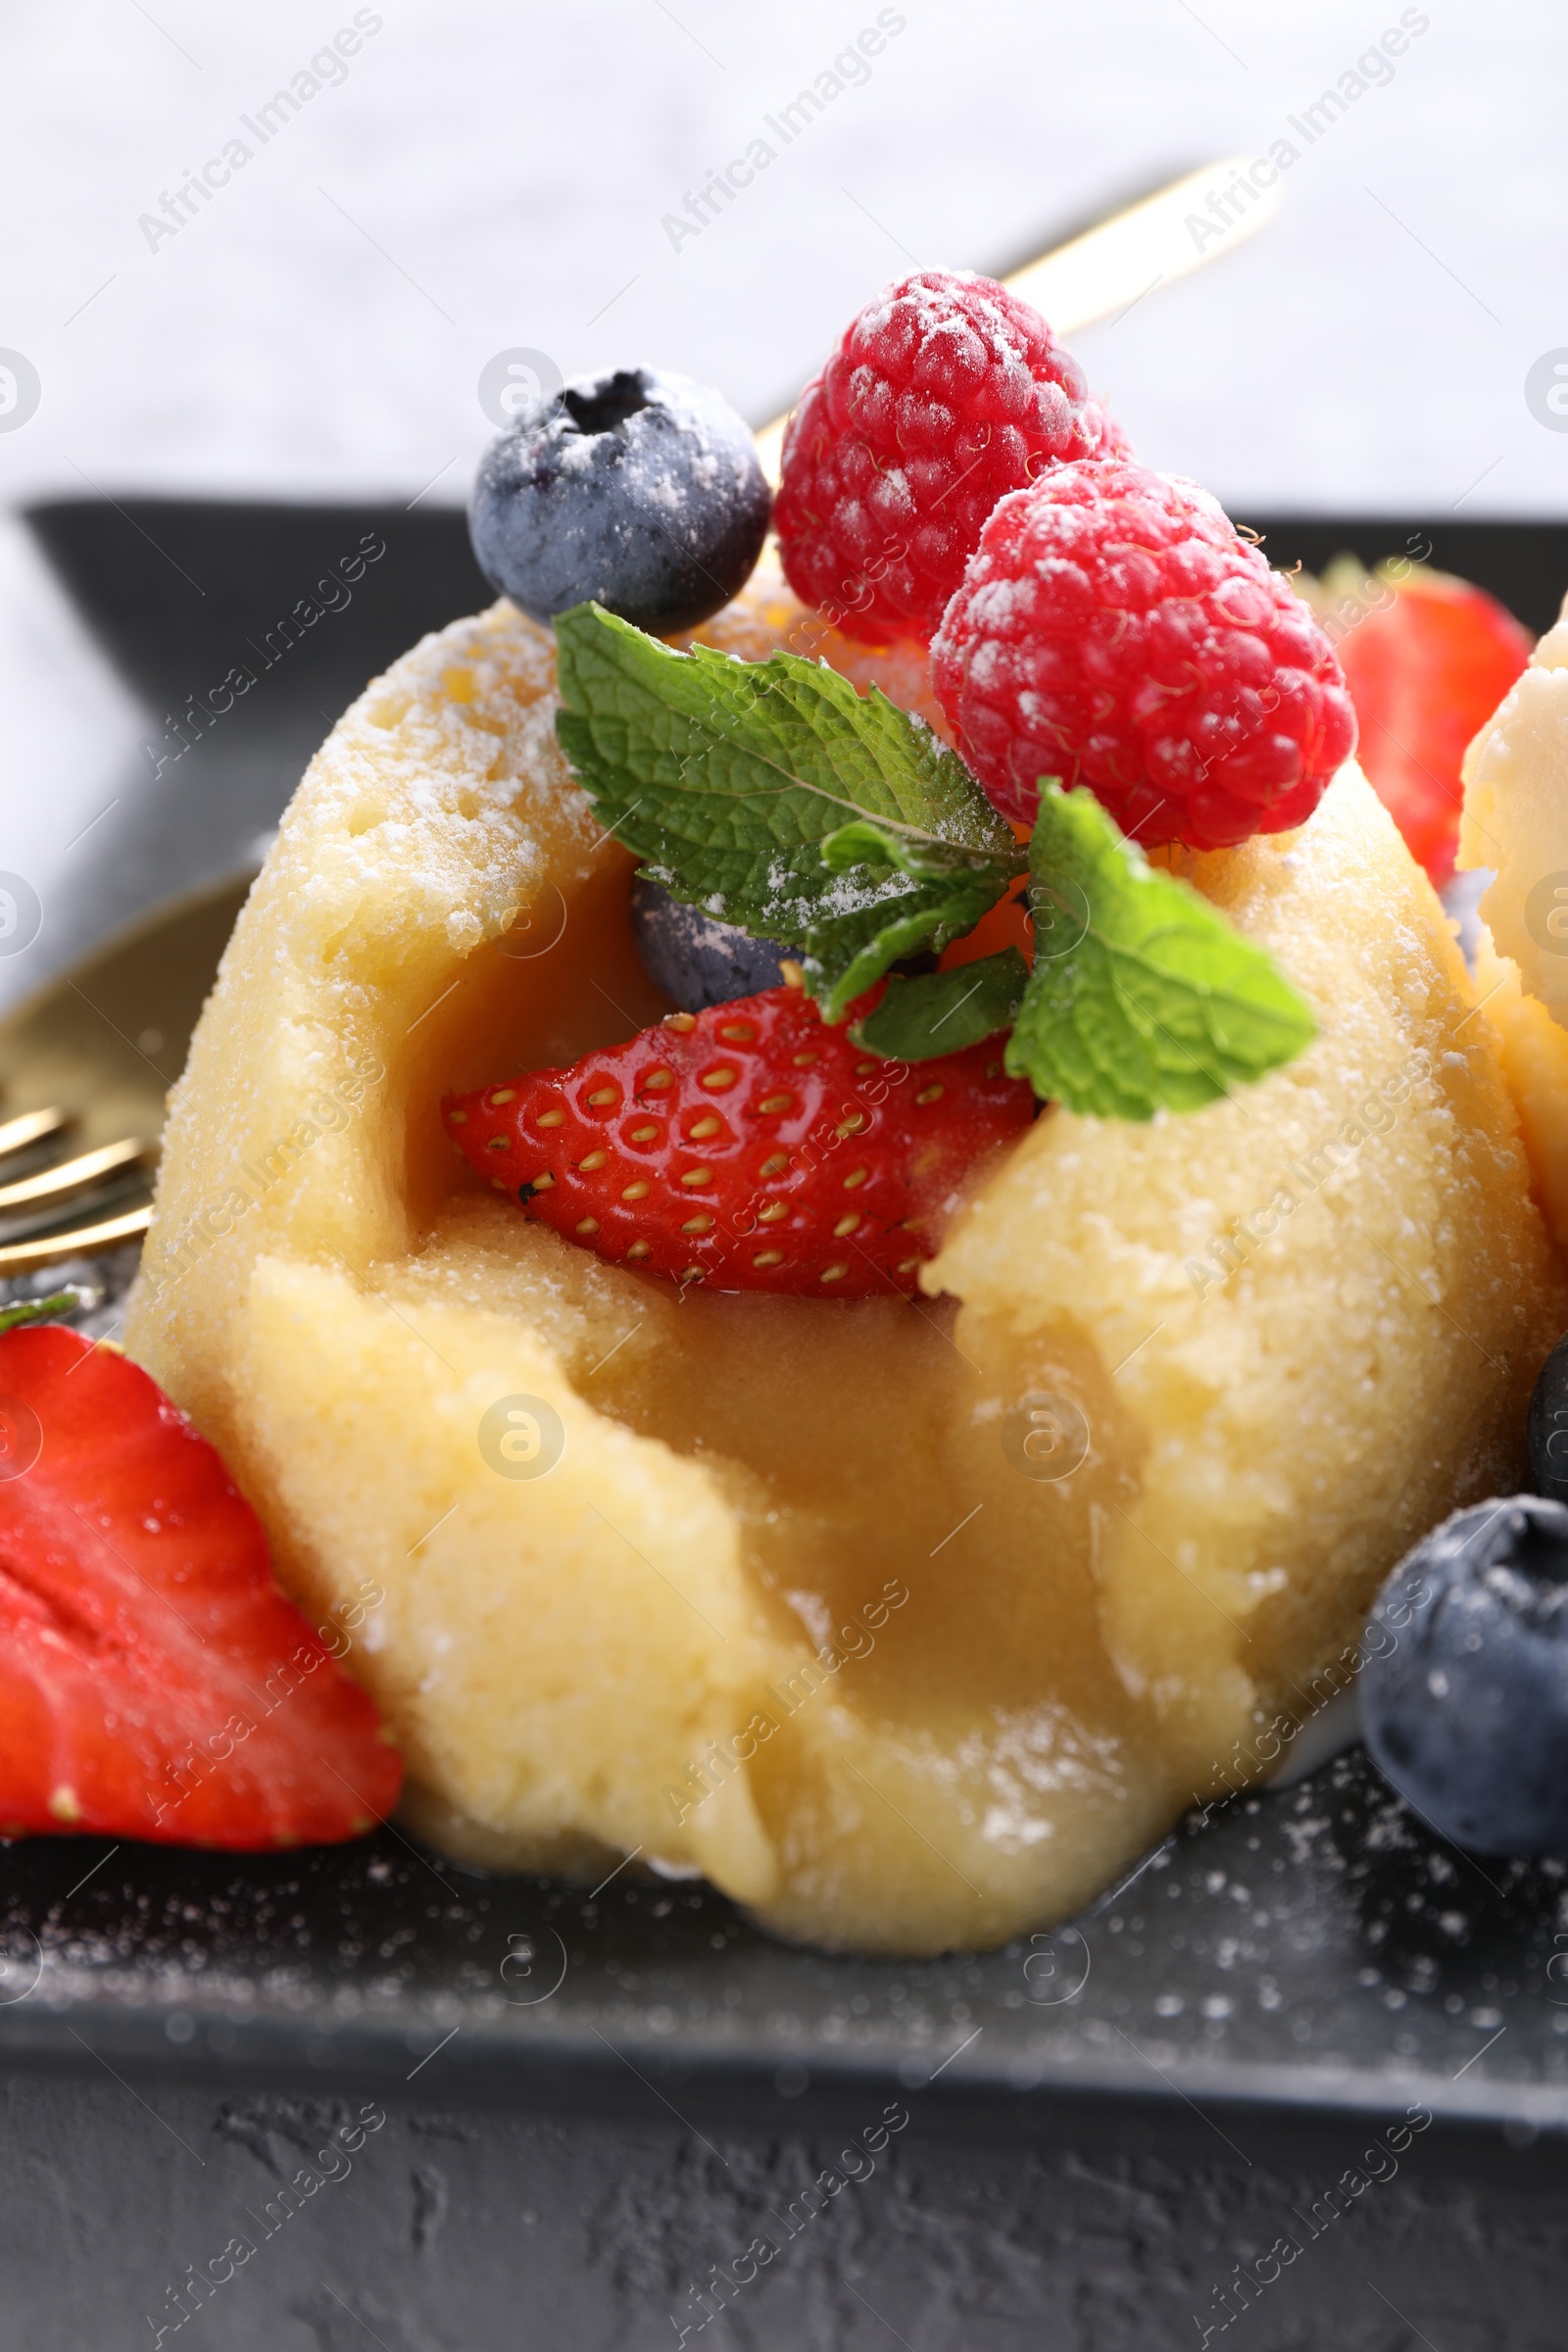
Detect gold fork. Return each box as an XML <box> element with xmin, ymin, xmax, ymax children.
<box><xmin>0</xmin><ymin>158</ymin><xmax>1278</xmax><ymax>1284</ymax></box>
<box><xmin>0</xmin><ymin>1110</ymin><xmax>154</xmax><ymax>1278</ymax></box>
<box><xmin>0</xmin><ymin>872</ymin><xmax>251</xmax><ymax>1285</ymax></box>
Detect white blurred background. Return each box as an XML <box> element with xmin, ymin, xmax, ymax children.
<box><xmin>1</xmin><ymin>0</ymin><xmax>1565</xmax><ymax>996</ymax></box>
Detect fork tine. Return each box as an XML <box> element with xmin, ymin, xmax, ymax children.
<box><xmin>0</xmin><ymin>1137</ymin><xmax>153</xmax><ymax>1216</ymax></box>
<box><xmin>0</xmin><ymin>1106</ymin><xmax>72</xmax><ymax>1160</ymax></box>
<box><xmin>0</xmin><ymin>1202</ymin><xmax>152</xmax><ymax>1276</ymax></box>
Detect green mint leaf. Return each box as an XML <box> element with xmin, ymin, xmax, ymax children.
<box><xmin>0</xmin><ymin>1291</ymin><xmax>78</xmax><ymax>1336</ymax></box>
<box><xmin>553</xmin><ymin>604</ymin><xmax>1022</xmax><ymax>1016</ymax></box>
<box><xmin>818</xmin><ymin>815</ymin><xmax>1000</xmax><ymax>883</ymax></box>
<box><xmin>1005</xmin><ymin>784</ymin><xmax>1317</xmax><ymax>1119</ymax></box>
<box><xmin>805</xmin><ymin>862</ymin><xmax>1016</xmax><ymax>1022</ymax></box>
<box><xmin>851</xmin><ymin>950</ymin><xmax>1029</xmax><ymax>1061</ymax></box>
<box><xmin>808</xmin><ymin>813</ymin><xmax>1022</xmax><ymax>1013</ymax></box>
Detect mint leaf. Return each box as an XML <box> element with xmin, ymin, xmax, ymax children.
<box><xmin>1005</xmin><ymin>785</ymin><xmax>1316</xmax><ymax>1118</ymax></box>
<box><xmin>852</xmin><ymin>950</ymin><xmax>1029</xmax><ymax>1060</ymax></box>
<box><xmin>553</xmin><ymin>604</ymin><xmax>1023</xmax><ymax>1019</ymax></box>
<box><xmin>807</xmin><ymin>815</ymin><xmax>1017</xmax><ymax>1015</ymax></box>
<box><xmin>817</xmin><ymin>815</ymin><xmax>1001</xmax><ymax>882</ymax></box>
<box><xmin>553</xmin><ymin>609</ymin><xmax>1313</xmax><ymax>1111</ymax></box>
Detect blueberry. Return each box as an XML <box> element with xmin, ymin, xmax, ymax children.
<box><xmin>631</xmin><ymin>877</ymin><xmax>798</xmax><ymax>1011</ymax></box>
<box><xmin>1361</xmin><ymin>1495</ymin><xmax>1568</xmax><ymax>1852</ymax></box>
<box><xmin>469</xmin><ymin>366</ymin><xmax>771</xmax><ymax>635</ymax></box>
<box><xmin>1528</xmin><ymin>1332</ymin><xmax>1568</xmax><ymax>1502</ymax></box>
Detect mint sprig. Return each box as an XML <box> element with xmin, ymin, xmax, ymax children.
<box><xmin>852</xmin><ymin>949</ymin><xmax>1029</xmax><ymax>1060</ymax></box>
<box><xmin>1004</xmin><ymin>785</ymin><xmax>1317</xmax><ymax>1118</ymax></box>
<box><xmin>551</xmin><ymin>604</ymin><xmax>1317</xmax><ymax>1119</ymax></box>
<box><xmin>554</xmin><ymin>605</ymin><xmax>1023</xmax><ymax>1020</ymax></box>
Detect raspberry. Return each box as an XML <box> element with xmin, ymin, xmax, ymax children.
<box><xmin>774</xmin><ymin>270</ymin><xmax>1120</xmax><ymax>647</ymax></box>
<box><xmin>932</xmin><ymin>461</ymin><xmax>1357</xmax><ymax>852</ymax></box>
<box><xmin>443</xmin><ymin>983</ymin><xmax>1034</xmax><ymax>1298</ymax></box>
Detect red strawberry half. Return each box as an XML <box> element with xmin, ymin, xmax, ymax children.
<box><xmin>0</xmin><ymin>1326</ymin><xmax>402</xmax><ymax>1847</ymax></box>
<box><xmin>443</xmin><ymin>983</ymin><xmax>1035</xmax><ymax>1298</ymax></box>
<box><xmin>1326</xmin><ymin>563</ymin><xmax>1532</xmax><ymax>883</ymax></box>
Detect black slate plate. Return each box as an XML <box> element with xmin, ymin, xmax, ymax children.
<box><xmin>3</xmin><ymin>1746</ymin><xmax>1566</xmax><ymax>2137</ymax></box>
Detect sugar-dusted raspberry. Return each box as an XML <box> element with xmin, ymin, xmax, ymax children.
<box><xmin>932</xmin><ymin>461</ymin><xmax>1357</xmax><ymax>851</ymax></box>
<box><xmin>774</xmin><ymin>270</ymin><xmax>1121</xmax><ymax>647</ymax></box>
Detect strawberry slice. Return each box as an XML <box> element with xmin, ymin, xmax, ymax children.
<box><xmin>1327</xmin><ymin>564</ymin><xmax>1532</xmax><ymax>883</ymax></box>
<box><xmin>444</xmin><ymin>983</ymin><xmax>1036</xmax><ymax>1298</ymax></box>
<box><xmin>0</xmin><ymin>1325</ymin><xmax>402</xmax><ymax>1847</ymax></box>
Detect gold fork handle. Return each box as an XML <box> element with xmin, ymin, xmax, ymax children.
<box><xmin>0</xmin><ymin>1105</ymin><xmax>72</xmax><ymax>1160</ymax></box>
<box><xmin>0</xmin><ymin>1137</ymin><xmax>152</xmax><ymax>1217</ymax></box>
<box><xmin>0</xmin><ymin>1202</ymin><xmax>151</xmax><ymax>1276</ymax></box>
<box><xmin>1004</xmin><ymin>155</ymin><xmax>1279</xmax><ymax>338</ymax></box>
<box><xmin>752</xmin><ymin>155</ymin><xmax>1280</xmax><ymax>485</ymax></box>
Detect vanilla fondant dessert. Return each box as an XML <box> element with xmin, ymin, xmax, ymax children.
<box><xmin>123</xmin><ymin>276</ymin><xmax>1566</xmax><ymax>1952</ymax></box>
